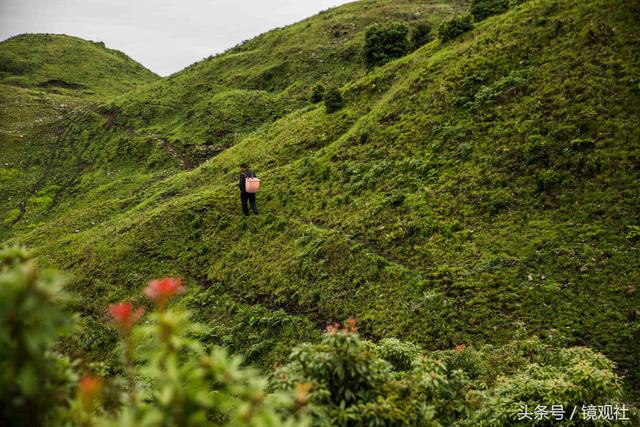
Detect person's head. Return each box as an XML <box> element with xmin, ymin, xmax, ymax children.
<box><xmin>240</xmin><ymin>163</ymin><xmax>248</xmax><ymax>171</ymax></box>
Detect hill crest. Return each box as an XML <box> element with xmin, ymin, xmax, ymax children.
<box><xmin>0</xmin><ymin>33</ymin><xmax>158</xmax><ymax>97</ymax></box>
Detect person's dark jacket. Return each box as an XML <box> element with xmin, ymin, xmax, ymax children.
<box><xmin>239</xmin><ymin>169</ymin><xmax>256</xmax><ymax>193</ymax></box>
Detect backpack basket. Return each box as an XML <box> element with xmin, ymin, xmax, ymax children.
<box><xmin>245</xmin><ymin>177</ymin><xmax>261</xmax><ymax>193</ymax></box>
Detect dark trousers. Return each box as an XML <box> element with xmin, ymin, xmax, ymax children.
<box><xmin>241</xmin><ymin>192</ymin><xmax>257</xmax><ymax>215</ymax></box>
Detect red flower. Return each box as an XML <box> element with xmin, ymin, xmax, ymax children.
<box><xmin>78</xmin><ymin>375</ymin><xmax>102</xmax><ymax>411</ymax></box>
<box><xmin>108</xmin><ymin>302</ymin><xmax>144</xmax><ymax>330</ymax></box>
<box><xmin>79</xmin><ymin>375</ymin><xmax>102</xmax><ymax>395</ymax></box>
<box><xmin>326</xmin><ymin>318</ymin><xmax>358</xmax><ymax>335</ymax></box>
<box><xmin>144</xmin><ymin>277</ymin><xmax>185</xmax><ymax>307</ymax></box>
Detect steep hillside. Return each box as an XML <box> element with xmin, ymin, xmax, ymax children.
<box><xmin>0</xmin><ymin>34</ymin><xmax>161</xmax><ymax>237</ymax></box>
<box><xmin>0</xmin><ymin>1</ymin><xmax>466</xmax><ymax>237</ymax></box>
<box><xmin>0</xmin><ymin>33</ymin><xmax>158</xmax><ymax>97</ymax></box>
<box><xmin>107</xmin><ymin>0</ymin><xmax>468</xmax><ymax>163</ymax></box>
<box><xmin>2</xmin><ymin>0</ymin><xmax>640</xmax><ymax>400</ymax></box>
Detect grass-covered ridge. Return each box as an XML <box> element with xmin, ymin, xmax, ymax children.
<box><xmin>1</xmin><ymin>0</ymin><xmax>640</xmax><ymax>406</ymax></box>
<box><xmin>0</xmin><ymin>33</ymin><xmax>158</xmax><ymax>98</ymax></box>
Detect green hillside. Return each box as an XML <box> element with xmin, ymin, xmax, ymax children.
<box><xmin>0</xmin><ymin>34</ymin><xmax>160</xmax><ymax>235</ymax></box>
<box><xmin>0</xmin><ymin>33</ymin><xmax>158</xmax><ymax>97</ymax></box>
<box><xmin>107</xmin><ymin>0</ymin><xmax>468</xmax><ymax>164</ymax></box>
<box><xmin>1</xmin><ymin>0</ymin><xmax>640</xmax><ymax>414</ymax></box>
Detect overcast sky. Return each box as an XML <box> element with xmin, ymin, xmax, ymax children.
<box><xmin>0</xmin><ymin>0</ymin><xmax>353</xmax><ymax>76</ymax></box>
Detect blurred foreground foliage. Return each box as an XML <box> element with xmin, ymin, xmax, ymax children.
<box><xmin>0</xmin><ymin>249</ymin><xmax>634</xmax><ymax>426</ymax></box>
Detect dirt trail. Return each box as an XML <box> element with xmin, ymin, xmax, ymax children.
<box><xmin>158</xmin><ymin>138</ymin><xmax>194</xmax><ymax>170</ymax></box>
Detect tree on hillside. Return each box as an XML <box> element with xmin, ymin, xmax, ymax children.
<box><xmin>409</xmin><ymin>21</ymin><xmax>434</xmax><ymax>52</ymax></box>
<box><xmin>438</xmin><ymin>14</ymin><xmax>474</xmax><ymax>42</ymax></box>
<box><xmin>470</xmin><ymin>0</ymin><xmax>510</xmax><ymax>21</ymax></box>
<box><xmin>363</xmin><ymin>22</ymin><xmax>410</xmax><ymax>69</ymax></box>
<box><xmin>309</xmin><ymin>83</ymin><xmax>326</xmax><ymax>103</ymax></box>
<box><xmin>324</xmin><ymin>87</ymin><xmax>344</xmax><ymax>113</ymax></box>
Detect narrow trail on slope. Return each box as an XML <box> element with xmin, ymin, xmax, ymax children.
<box><xmin>157</xmin><ymin>137</ymin><xmax>194</xmax><ymax>170</ymax></box>
<box><xmin>11</xmin><ymin>132</ymin><xmax>61</xmax><ymax>225</ymax></box>
<box><xmin>97</xmin><ymin>106</ymin><xmax>198</xmax><ymax>171</ymax></box>
<box><xmin>285</xmin><ymin>214</ymin><xmax>410</xmax><ymax>273</ymax></box>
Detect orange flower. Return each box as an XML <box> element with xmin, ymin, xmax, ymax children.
<box><xmin>108</xmin><ymin>302</ymin><xmax>144</xmax><ymax>330</ymax></box>
<box><xmin>454</xmin><ymin>343</ymin><xmax>466</xmax><ymax>353</ymax></box>
<box><xmin>345</xmin><ymin>317</ymin><xmax>358</xmax><ymax>334</ymax></box>
<box><xmin>295</xmin><ymin>383</ymin><xmax>312</xmax><ymax>406</ymax></box>
<box><xmin>326</xmin><ymin>323</ymin><xmax>339</xmax><ymax>334</ymax></box>
<box><xmin>144</xmin><ymin>277</ymin><xmax>185</xmax><ymax>308</ymax></box>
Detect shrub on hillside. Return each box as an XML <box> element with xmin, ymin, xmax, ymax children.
<box><xmin>271</xmin><ymin>320</ymin><xmax>471</xmax><ymax>426</ymax></box>
<box><xmin>523</xmin><ymin>135</ymin><xmax>550</xmax><ymax>165</ymax></box>
<box><xmin>272</xmin><ymin>320</ymin><xmax>628</xmax><ymax>426</ymax></box>
<box><xmin>626</xmin><ymin>225</ymin><xmax>640</xmax><ymax>241</ymax></box>
<box><xmin>324</xmin><ymin>87</ymin><xmax>344</xmax><ymax>113</ymax></box>
<box><xmin>471</xmin><ymin>67</ymin><xmax>531</xmax><ymax>108</ymax></box>
<box><xmin>363</xmin><ymin>22</ymin><xmax>410</xmax><ymax>68</ymax></box>
<box><xmin>409</xmin><ymin>21</ymin><xmax>434</xmax><ymax>51</ymax></box>
<box><xmin>464</xmin><ymin>339</ymin><xmax>625</xmax><ymax>425</ymax></box>
<box><xmin>375</xmin><ymin>337</ymin><xmax>421</xmax><ymax>371</ymax></box>
<box><xmin>309</xmin><ymin>84</ymin><xmax>326</xmax><ymax>103</ymax></box>
<box><xmin>486</xmin><ymin>189</ymin><xmax>515</xmax><ymax>215</ymax></box>
<box><xmin>535</xmin><ymin>168</ymin><xmax>563</xmax><ymax>192</ymax></box>
<box><xmin>0</xmin><ymin>55</ymin><xmax>33</xmax><ymax>75</ymax></box>
<box><xmin>438</xmin><ymin>15</ymin><xmax>474</xmax><ymax>42</ymax></box>
<box><xmin>470</xmin><ymin>0</ymin><xmax>510</xmax><ymax>22</ymax></box>
<box><xmin>252</xmin><ymin>62</ymin><xmax>289</xmax><ymax>92</ymax></box>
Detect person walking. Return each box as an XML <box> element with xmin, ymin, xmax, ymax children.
<box><xmin>239</xmin><ymin>163</ymin><xmax>258</xmax><ymax>216</ymax></box>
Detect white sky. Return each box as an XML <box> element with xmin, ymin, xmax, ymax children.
<box><xmin>0</xmin><ymin>0</ymin><xmax>354</xmax><ymax>76</ymax></box>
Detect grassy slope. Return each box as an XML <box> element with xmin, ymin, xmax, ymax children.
<box><xmin>0</xmin><ymin>33</ymin><xmax>158</xmax><ymax>97</ymax></box>
<box><xmin>107</xmin><ymin>0</ymin><xmax>467</xmax><ymax>164</ymax></box>
<box><xmin>2</xmin><ymin>0</ymin><xmax>640</xmax><ymax>397</ymax></box>
<box><xmin>0</xmin><ymin>34</ymin><xmax>161</xmax><ymax>237</ymax></box>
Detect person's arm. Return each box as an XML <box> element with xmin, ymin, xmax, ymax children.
<box><xmin>239</xmin><ymin>173</ymin><xmax>245</xmax><ymax>192</ymax></box>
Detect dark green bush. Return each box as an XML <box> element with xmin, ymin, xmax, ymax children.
<box><xmin>626</xmin><ymin>225</ymin><xmax>640</xmax><ymax>241</ymax></box>
<box><xmin>438</xmin><ymin>15</ymin><xmax>474</xmax><ymax>42</ymax></box>
<box><xmin>409</xmin><ymin>21</ymin><xmax>434</xmax><ymax>51</ymax></box>
<box><xmin>524</xmin><ymin>135</ymin><xmax>550</xmax><ymax>165</ymax></box>
<box><xmin>309</xmin><ymin>83</ymin><xmax>325</xmax><ymax>103</ymax></box>
<box><xmin>272</xmin><ymin>320</ymin><xmax>470</xmax><ymax>426</ymax></box>
<box><xmin>376</xmin><ymin>337</ymin><xmax>420</xmax><ymax>371</ymax></box>
<box><xmin>324</xmin><ymin>87</ymin><xmax>344</xmax><ymax>113</ymax></box>
<box><xmin>470</xmin><ymin>0</ymin><xmax>510</xmax><ymax>22</ymax></box>
<box><xmin>252</xmin><ymin>62</ymin><xmax>289</xmax><ymax>91</ymax></box>
<box><xmin>472</xmin><ymin>68</ymin><xmax>531</xmax><ymax>108</ymax></box>
<box><xmin>363</xmin><ymin>22</ymin><xmax>410</xmax><ymax>68</ymax></box>
<box><xmin>487</xmin><ymin>190</ymin><xmax>515</xmax><ymax>215</ymax></box>
<box><xmin>535</xmin><ymin>169</ymin><xmax>562</xmax><ymax>192</ymax></box>
<box><xmin>0</xmin><ymin>55</ymin><xmax>33</xmax><ymax>75</ymax></box>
